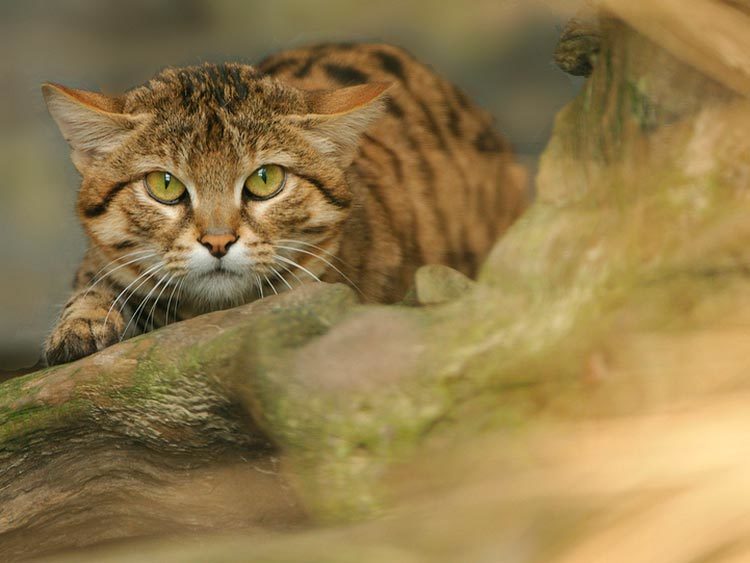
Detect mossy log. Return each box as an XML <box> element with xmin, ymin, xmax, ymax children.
<box><xmin>4</xmin><ymin>1</ymin><xmax>750</xmax><ymax>561</ymax></box>
<box><xmin>0</xmin><ymin>284</ymin><xmax>360</xmax><ymax>559</ymax></box>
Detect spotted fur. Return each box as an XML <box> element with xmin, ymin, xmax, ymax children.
<box><xmin>42</xmin><ymin>43</ymin><xmax>527</xmax><ymax>366</ymax></box>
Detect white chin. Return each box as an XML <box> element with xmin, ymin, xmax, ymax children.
<box><xmin>185</xmin><ymin>271</ymin><xmax>252</xmax><ymax>308</ymax></box>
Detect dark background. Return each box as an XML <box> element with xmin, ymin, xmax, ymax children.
<box><xmin>0</xmin><ymin>0</ymin><xmax>583</xmax><ymax>372</ymax></box>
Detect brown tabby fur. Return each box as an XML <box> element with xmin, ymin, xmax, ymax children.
<box><xmin>42</xmin><ymin>43</ymin><xmax>527</xmax><ymax>366</ymax></box>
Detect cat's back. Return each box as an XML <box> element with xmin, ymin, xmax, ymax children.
<box><xmin>259</xmin><ymin>43</ymin><xmax>508</xmax><ymax>162</ymax></box>
<box><xmin>260</xmin><ymin>43</ymin><xmax>527</xmax><ymax>300</ymax></box>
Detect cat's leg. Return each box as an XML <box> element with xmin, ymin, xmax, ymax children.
<box><xmin>44</xmin><ymin>285</ymin><xmax>126</xmax><ymax>366</ymax></box>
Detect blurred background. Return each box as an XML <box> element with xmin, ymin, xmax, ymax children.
<box><xmin>0</xmin><ymin>0</ymin><xmax>583</xmax><ymax>373</ymax></box>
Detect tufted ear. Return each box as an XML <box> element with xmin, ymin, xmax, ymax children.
<box><xmin>290</xmin><ymin>82</ymin><xmax>392</xmax><ymax>167</ymax></box>
<box><xmin>41</xmin><ymin>83</ymin><xmax>140</xmax><ymax>169</ymax></box>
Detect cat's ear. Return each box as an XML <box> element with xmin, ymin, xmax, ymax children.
<box><xmin>291</xmin><ymin>82</ymin><xmax>392</xmax><ymax>167</ymax></box>
<box><xmin>41</xmin><ymin>83</ymin><xmax>139</xmax><ymax>168</ymax></box>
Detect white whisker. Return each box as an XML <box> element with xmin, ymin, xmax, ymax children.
<box><xmin>275</xmin><ymin>260</ymin><xmax>303</xmax><ymax>286</ymax></box>
<box><xmin>263</xmin><ymin>273</ymin><xmax>279</xmax><ymax>296</ymax></box>
<box><xmin>120</xmin><ymin>269</ymin><xmax>169</xmax><ymax>340</ymax></box>
<box><xmin>270</xmin><ymin>266</ymin><xmax>294</xmax><ymax>292</ymax></box>
<box><xmin>147</xmin><ymin>273</ymin><xmax>175</xmax><ymax>332</ymax></box>
<box><xmin>275</xmin><ymin>244</ymin><xmax>362</xmax><ymax>296</ymax></box>
<box><xmin>172</xmin><ymin>277</ymin><xmax>187</xmax><ymax>324</ymax></box>
<box><xmin>86</xmin><ymin>249</ymin><xmax>152</xmax><ymax>283</ymax></box>
<box><xmin>251</xmin><ymin>275</ymin><xmax>258</xmax><ymax>299</ymax></box>
<box><xmin>274</xmin><ymin>254</ymin><xmax>322</xmax><ymax>283</ymax></box>
<box><xmin>104</xmin><ymin>262</ymin><xmax>164</xmax><ymax>331</ymax></box>
<box><xmin>116</xmin><ymin>265</ymin><xmax>165</xmax><ymax>319</ymax></box>
<box><xmin>277</xmin><ymin>238</ymin><xmax>350</xmax><ymax>268</ymax></box>
<box><xmin>83</xmin><ymin>251</ymin><xmax>155</xmax><ymax>298</ymax></box>
<box><xmin>165</xmin><ymin>275</ymin><xmax>182</xmax><ymax>326</ymax></box>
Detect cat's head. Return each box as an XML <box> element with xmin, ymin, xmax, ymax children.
<box><xmin>43</xmin><ymin>63</ymin><xmax>389</xmax><ymax>307</ymax></box>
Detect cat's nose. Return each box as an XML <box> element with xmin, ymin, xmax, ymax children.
<box><xmin>199</xmin><ymin>233</ymin><xmax>238</xmax><ymax>258</ymax></box>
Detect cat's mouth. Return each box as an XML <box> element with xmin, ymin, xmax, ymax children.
<box><xmin>206</xmin><ymin>264</ymin><xmax>242</xmax><ymax>277</ymax></box>
<box><xmin>191</xmin><ymin>262</ymin><xmax>245</xmax><ymax>279</ymax></box>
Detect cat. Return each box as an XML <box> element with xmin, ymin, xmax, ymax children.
<box><xmin>42</xmin><ymin>43</ymin><xmax>527</xmax><ymax>366</ymax></box>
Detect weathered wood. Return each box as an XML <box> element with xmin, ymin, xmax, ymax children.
<box><xmin>555</xmin><ymin>16</ymin><xmax>601</xmax><ymax>76</ymax></box>
<box><xmin>603</xmin><ymin>0</ymin><xmax>750</xmax><ymax>96</ymax></box>
<box><xmin>0</xmin><ymin>283</ymin><xmax>359</xmax><ymax>559</ymax></box>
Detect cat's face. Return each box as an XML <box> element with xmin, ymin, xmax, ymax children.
<box><xmin>43</xmin><ymin>64</ymin><xmax>388</xmax><ymax>308</ymax></box>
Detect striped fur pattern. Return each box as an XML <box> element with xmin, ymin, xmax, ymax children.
<box><xmin>42</xmin><ymin>43</ymin><xmax>527</xmax><ymax>366</ymax></box>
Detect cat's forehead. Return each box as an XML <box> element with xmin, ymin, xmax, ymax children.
<box><xmin>124</xmin><ymin>62</ymin><xmax>304</xmax><ymax>117</ymax></box>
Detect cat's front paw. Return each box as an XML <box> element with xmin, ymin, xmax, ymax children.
<box><xmin>44</xmin><ymin>316</ymin><xmax>122</xmax><ymax>366</ymax></box>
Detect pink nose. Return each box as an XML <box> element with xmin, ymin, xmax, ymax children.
<box><xmin>199</xmin><ymin>233</ymin><xmax>237</xmax><ymax>258</ymax></box>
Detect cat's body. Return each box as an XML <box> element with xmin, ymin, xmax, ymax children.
<box><xmin>43</xmin><ymin>43</ymin><xmax>526</xmax><ymax>366</ymax></box>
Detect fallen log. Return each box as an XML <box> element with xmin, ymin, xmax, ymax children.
<box><xmin>0</xmin><ymin>284</ymin><xmax>360</xmax><ymax>559</ymax></box>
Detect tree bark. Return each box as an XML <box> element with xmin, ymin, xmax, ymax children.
<box><xmin>0</xmin><ymin>284</ymin><xmax>358</xmax><ymax>560</ymax></box>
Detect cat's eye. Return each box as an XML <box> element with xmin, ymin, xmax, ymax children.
<box><xmin>144</xmin><ymin>171</ymin><xmax>187</xmax><ymax>204</ymax></box>
<box><xmin>244</xmin><ymin>165</ymin><xmax>286</xmax><ymax>200</ymax></box>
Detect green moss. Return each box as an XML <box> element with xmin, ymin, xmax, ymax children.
<box><xmin>0</xmin><ymin>398</ymin><xmax>89</xmax><ymax>447</ymax></box>
<box><xmin>0</xmin><ymin>364</ymin><xmax>61</xmax><ymax>408</ymax></box>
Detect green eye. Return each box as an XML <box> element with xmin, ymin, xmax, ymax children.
<box><xmin>145</xmin><ymin>171</ymin><xmax>187</xmax><ymax>204</ymax></box>
<box><xmin>244</xmin><ymin>164</ymin><xmax>286</xmax><ymax>200</ymax></box>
